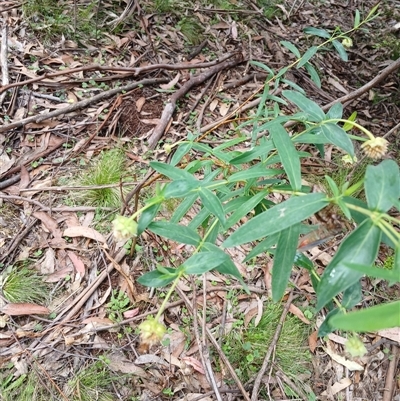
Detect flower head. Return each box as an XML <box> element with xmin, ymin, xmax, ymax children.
<box><xmin>345</xmin><ymin>336</ymin><xmax>367</xmax><ymax>357</ymax></box>
<box><xmin>112</xmin><ymin>215</ymin><xmax>137</xmax><ymax>241</ymax></box>
<box><xmin>139</xmin><ymin>318</ymin><xmax>166</xmax><ymax>348</ymax></box>
<box><xmin>341</xmin><ymin>154</ymin><xmax>358</xmax><ymax>166</ymax></box>
<box><xmin>361</xmin><ymin>137</ymin><xmax>388</xmax><ymax>159</ymax></box>
<box><xmin>342</xmin><ymin>38</ymin><xmax>353</xmax><ymax>48</ymax></box>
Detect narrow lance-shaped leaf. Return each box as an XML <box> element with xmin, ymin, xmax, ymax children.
<box><xmin>201</xmin><ymin>243</ymin><xmax>250</xmax><ymax>293</ymax></box>
<box><xmin>330</xmin><ymin>301</ymin><xmax>400</xmax><ymax>332</ymax></box>
<box><xmin>137</xmin><ymin>267</ymin><xmax>180</xmax><ymax>288</ymax></box>
<box><xmin>326</xmin><ymin>102</ymin><xmax>343</xmax><ymax>119</ymax></box>
<box><xmin>320</xmin><ymin>123</ymin><xmax>354</xmax><ymax>156</ymax></box>
<box><xmin>148</xmin><ymin>222</ymin><xmax>201</xmax><ymax>246</ymax></box>
<box><xmin>280</xmin><ymin>41</ymin><xmax>301</xmax><ymax>57</ymax></box>
<box><xmin>297</xmin><ymin>46</ymin><xmax>318</xmax><ymax>68</ymax></box>
<box><xmin>332</xmin><ymin>40</ymin><xmax>348</xmax><ymax>61</ymax></box>
<box><xmin>270</xmin><ymin>122</ymin><xmax>302</xmax><ymax>191</ymax></box>
<box><xmin>170</xmin><ymin>142</ymin><xmax>192</xmax><ymax>166</ymax></box>
<box><xmin>223</xmin><ymin>193</ymin><xmax>328</xmax><ymax>248</ymax></box>
<box><xmin>226</xmin><ymin>190</ymin><xmax>269</xmax><ymax>228</ymax></box>
<box><xmin>354</xmin><ymin>9</ymin><xmax>360</xmax><ymax>28</ymax></box>
<box><xmin>228</xmin><ymin>165</ymin><xmax>283</xmax><ymax>182</ymax></box>
<box><xmin>243</xmin><ymin>233</ymin><xmax>280</xmax><ymax>262</ymax></box>
<box><xmin>183</xmin><ymin>252</ymin><xmax>228</xmax><ymax>274</ymax></box>
<box><xmin>138</xmin><ymin>203</ymin><xmax>161</xmax><ymax>236</ymax></box>
<box><xmin>282</xmin><ymin>90</ymin><xmax>325</xmax><ymax>122</ymax></box>
<box><xmin>199</xmin><ymin>187</ymin><xmax>226</xmax><ymax>227</ymax></box>
<box><xmin>304</xmin><ymin>62</ymin><xmax>321</xmax><ymax>88</ymax></box>
<box><xmin>150</xmin><ymin>161</ymin><xmax>195</xmax><ymax>181</ymax></box>
<box><xmin>164</xmin><ymin>179</ymin><xmax>199</xmax><ymax>199</ymax></box>
<box><xmin>365</xmin><ymin>160</ymin><xmax>400</xmax><ymax>212</ymax></box>
<box><xmin>303</xmin><ymin>27</ymin><xmax>331</xmax><ymax>38</ymax></box>
<box><xmin>272</xmin><ymin>224</ymin><xmax>301</xmax><ymax>302</ymax></box>
<box><xmin>344</xmin><ymin>262</ymin><xmax>400</xmax><ymax>282</ymax></box>
<box><xmin>316</xmin><ymin>219</ymin><xmax>381</xmax><ymax>310</ymax></box>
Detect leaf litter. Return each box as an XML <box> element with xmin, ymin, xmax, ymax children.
<box><xmin>0</xmin><ymin>0</ymin><xmax>399</xmax><ymax>400</ymax></box>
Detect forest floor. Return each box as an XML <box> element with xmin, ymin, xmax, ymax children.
<box><xmin>0</xmin><ymin>0</ymin><xmax>399</xmax><ymax>400</ymax></box>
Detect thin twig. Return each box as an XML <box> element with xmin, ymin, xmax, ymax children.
<box><xmin>0</xmin><ymin>24</ymin><xmax>9</xmax><ymax>106</ymax></box>
<box><xmin>0</xmin><ymin>77</ymin><xmax>168</xmax><ymax>133</ymax></box>
<box><xmin>148</xmin><ymin>53</ymin><xmax>244</xmax><ymax>148</ymax></box>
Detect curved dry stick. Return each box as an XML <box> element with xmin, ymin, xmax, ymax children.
<box><xmin>0</xmin><ymin>24</ymin><xmax>9</xmax><ymax>106</ymax></box>
<box><xmin>0</xmin><ymin>77</ymin><xmax>168</xmax><ymax>134</ymax></box>
<box><xmin>0</xmin><ymin>54</ymin><xmax>238</xmax><ymax>94</ymax></box>
<box><xmin>148</xmin><ymin>52</ymin><xmax>244</xmax><ymax>149</ymax></box>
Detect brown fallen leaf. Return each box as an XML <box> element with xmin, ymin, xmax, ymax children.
<box><xmin>67</xmin><ymin>251</ymin><xmax>86</xmax><ymax>275</ymax></box>
<box><xmin>2</xmin><ymin>303</ymin><xmax>50</xmax><ymax>316</ymax></box>
<box><xmin>289</xmin><ymin>303</ymin><xmax>310</xmax><ymax>324</ymax></box>
<box><xmin>63</xmin><ymin>226</ymin><xmax>107</xmax><ymax>244</ymax></box>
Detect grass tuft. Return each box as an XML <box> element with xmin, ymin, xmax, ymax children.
<box><xmin>223</xmin><ymin>302</ymin><xmax>312</xmax><ymax>398</ymax></box>
<box><xmin>72</xmin><ymin>149</ymin><xmax>128</xmax><ymax>208</ymax></box>
<box><xmin>0</xmin><ymin>266</ymin><xmax>48</xmax><ymax>304</ymax></box>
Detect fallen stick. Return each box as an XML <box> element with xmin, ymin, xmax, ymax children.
<box><xmin>0</xmin><ymin>54</ymin><xmax>237</xmax><ymax>94</ymax></box>
<box><xmin>0</xmin><ymin>77</ymin><xmax>168</xmax><ymax>134</ymax></box>
<box><xmin>148</xmin><ymin>52</ymin><xmax>244</xmax><ymax>148</ymax></box>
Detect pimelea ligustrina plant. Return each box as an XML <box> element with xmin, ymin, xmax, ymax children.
<box><xmin>112</xmin><ymin>4</ymin><xmax>399</xmax><ymax>346</ymax></box>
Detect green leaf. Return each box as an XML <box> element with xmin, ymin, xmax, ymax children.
<box><xmin>226</xmin><ymin>190</ymin><xmax>269</xmax><ymax>227</ymax></box>
<box><xmin>148</xmin><ymin>222</ymin><xmax>201</xmax><ymax>246</ymax></box>
<box><xmin>342</xmin><ymin>282</ymin><xmax>362</xmax><ymax>309</ymax></box>
<box><xmin>183</xmin><ymin>252</ymin><xmax>227</xmax><ymax>274</ymax></box>
<box><xmin>199</xmin><ymin>187</ymin><xmax>226</xmax><ymax>226</ymax></box>
<box><xmin>297</xmin><ymin>46</ymin><xmax>318</xmax><ymax>68</ymax></box>
<box><xmin>344</xmin><ymin>262</ymin><xmax>400</xmax><ymax>282</ymax></box>
<box><xmin>303</xmin><ymin>62</ymin><xmax>321</xmax><ymax>88</ymax></box>
<box><xmin>343</xmin><ymin>111</ymin><xmax>357</xmax><ymax>131</ymax></box>
<box><xmin>150</xmin><ymin>161</ymin><xmax>195</xmax><ymax>181</ymax></box>
<box><xmin>272</xmin><ymin>224</ymin><xmax>301</xmax><ymax>302</ymax></box>
<box><xmin>294</xmin><ymin>252</ymin><xmax>314</xmax><ymax>271</ymax></box>
<box><xmin>243</xmin><ymin>233</ymin><xmax>280</xmax><ymax>262</ymax></box>
<box><xmin>137</xmin><ymin>203</ymin><xmax>161</xmax><ymax>236</ymax></box>
<box><xmin>303</xmin><ymin>27</ymin><xmax>331</xmax><ymax>38</ymax></box>
<box><xmin>171</xmin><ymin>193</ymin><xmax>198</xmax><ymax>223</ymax></box>
<box><xmin>281</xmin><ymin>78</ymin><xmax>307</xmax><ymax>94</ymax></box>
<box><xmin>330</xmin><ymin>301</ymin><xmax>400</xmax><ymax>331</ymax></box>
<box><xmin>327</xmin><ymin>102</ymin><xmax>343</xmax><ymax>119</ymax></box>
<box><xmin>332</xmin><ymin>40</ymin><xmax>348</xmax><ymax>61</ymax></box>
<box><xmin>223</xmin><ymin>193</ymin><xmax>328</xmax><ymax>248</ymax></box>
<box><xmin>320</xmin><ymin>123</ymin><xmax>354</xmax><ymax>156</ymax></box>
<box><xmin>170</xmin><ymin>142</ymin><xmax>192</xmax><ymax>166</ymax></box>
<box><xmin>164</xmin><ymin>180</ymin><xmax>198</xmax><ymax>198</ymax></box>
<box><xmin>354</xmin><ymin>9</ymin><xmax>360</xmax><ymax>27</ymax></box>
<box><xmin>275</xmin><ymin>66</ymin><xmax>289</xmax><ymax>79</ymax></box>
<box><xmin>137</xmin><ymin>267</ymin><xmax>179</xmax><ymax>287</ymax></box>
<box><xmin>365</xmin><ymin>160</ymin><xmax>400</xmax><ymax>212</ymax></box>
<box><xmin>228</xmin><ymin>165</ymin><xmax>283</xmax><ymax>182</ymax></box>
<box><xmin>293</xmin><ymin>132</ymin><xmax>330</xmax><ymax>144</ymax></box>
<box><xmin>318</xmin><ymin>308</ymin><xmax>340</xmax><ymax>337</ymax></box>
<box><xmin>250</xmin><ymin>60</ymin><xmax>274</xmax><ymax>75</ymax></box>
<box><xmin>282</xmin><ymin>90</ymin><xmax>325</xmax><ymax>122</ymax></box>
<box><xmin>270</xmin><ymin>123</ymin><xmax>302</xmax><ymax>191</ymax></box>
<box><xmin>325</xmin><ymin>175</ymin><xmax>340</xmax><ymax>197</ymax></box>
<box><xmin>280</xmin><ymin>41</ymin><xmax>301</xmax><ymax>57</ymax></box>
<box><xmin>229</xmin><ymin>141</ymin><xmax>274</xmax><ymax>165</ymax></box>
<box><xmin>202</xmin><ymin>243</ymin><xmax>250</xmax><ymax>293</ymax></box>
<box><xmin>316</xmin><ymin>219</ymin><xmax>381</xmax><ymax>310</ymax></box>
